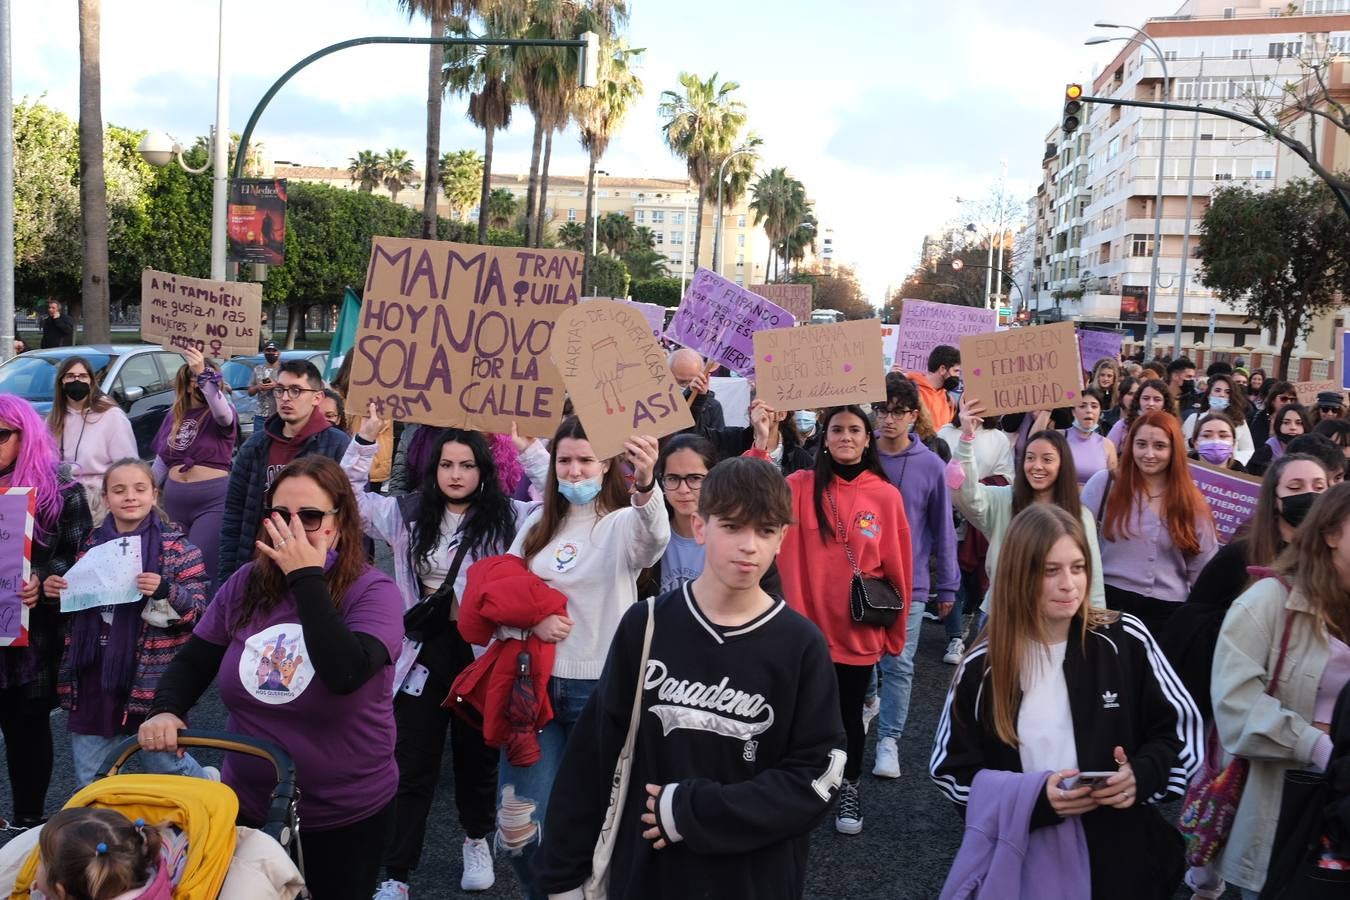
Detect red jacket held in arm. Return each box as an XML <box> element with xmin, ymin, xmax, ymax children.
<box><xmin>447</xmin><ymin>554</ymin><xmax>569</xmax><ymax>766</ymax></box>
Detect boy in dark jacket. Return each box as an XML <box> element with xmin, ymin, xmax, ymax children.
<box><xmin>535</xmin><ymin>457</ymin><xmax>845</xmax><ymax>900</ymax></box>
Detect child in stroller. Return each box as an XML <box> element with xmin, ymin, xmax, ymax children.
<box><xmin>33</xmin><ymin>806</ymin><xmax>178</xmax><ymax>899</ymax></box>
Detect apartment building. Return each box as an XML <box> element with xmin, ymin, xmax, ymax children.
<box><xmin>1020</xmin><ymin>0</ymin><xmax>1350</xmax><ymax>352</ymax></box>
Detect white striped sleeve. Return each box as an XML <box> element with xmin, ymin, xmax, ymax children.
<box><xmin>929</xmin><ymin>646</ymin><xmax>989</xmax><ymax>806</ymax></box>
<box><xmin>1119</xmin><ymin>613</ymin><xmax>1205</xmax><ymax>802</ymax></box>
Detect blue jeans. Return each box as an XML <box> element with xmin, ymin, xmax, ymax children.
<box><xmin>70</xmin><ymin>732</ymin><xmax>207</xmax><ymax>788</ymax></box>
<box><xmin>876</xmin><ymin>599</ymin><xmax>927</xmax><ymax>741</ymax></box>
<box><xmin>497</xmin><ymin>676</ymin><xmax>597</xmax><ymax>900</ymax></box>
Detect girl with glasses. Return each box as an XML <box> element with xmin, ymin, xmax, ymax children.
<box><xmin>47</xmin><ymin>356</ymin><xmax>136</xmax><ymax>522</ymax></box>
<box><xmin>141</xmin><ymin>455</ymin><xmax>405</xmax><ymax>900</ymax></box>
<box><xmin>0</xmin><ymin>394</ymin><xmax>93</xmax><ymax>828</ymax></box>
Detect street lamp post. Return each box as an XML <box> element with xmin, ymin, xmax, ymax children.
<box><xmin>587</xmin><ymin>168</ymin><xmax>608</xmax><ymax>295</ymax></box>
<box><xmin>679</xmin><ymin>187</ymin><xmax>692</xmax><ymax>296</ymax></box>
<box><xmin>1173</xmin><ymin>53</ymin><xmax>1206</xmax><ymax>357</ymax></box>
<box><xmin>1089</xmin><ymin>23</ymin><xmax>1170</xmax><ymax>359</ymax></box>
<box><xmin>712</xmin><ymin>147</ymin><xmax>756</xmax><ymax>277</ymax></box>
<box><xmin>0</xmin><ymin>0</ymin><xmax>13</xmax><ymax>361</ymax></box>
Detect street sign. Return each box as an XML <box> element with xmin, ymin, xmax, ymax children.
<box><xmin>998</xmin><ymin>307</ymin><xmax>1013</xmax><ymax>317</ymax></box>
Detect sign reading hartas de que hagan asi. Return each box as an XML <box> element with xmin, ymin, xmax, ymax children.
<box><xmin>227</xmin><ymin>179</ymin><xmax>287</xmax><ymax>266</ymax></box>
<box><xmin>345</xmin><ymin>237</ymin><xmax>582</xmax><ymax>437</ymax></box>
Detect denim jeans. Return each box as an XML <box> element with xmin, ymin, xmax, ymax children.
<box><xmin>497</xmin><ymin>676</ymin><xmax>597</xmax><ymax>900</ymax></box>
<box><xmin>70</xmin><ymin>732</ymin><xmax>207</xmax><ymax>788</ymax></box>
<box><xmin>876</xmin><ymin>599</ymin><xmax>927</xmax><ymax>742</ymax></box>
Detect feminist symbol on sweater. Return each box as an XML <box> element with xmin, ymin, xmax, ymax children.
<box><xmin>238</xmin><ymin>623</ymin><xmax>314</xmax><ymax>705</ymax></box>
<box><xmin>551</xmin><ymin>542</ymin><xmax>579</xmax><ymax>573</ymax></box>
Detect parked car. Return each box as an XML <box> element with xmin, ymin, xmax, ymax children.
<box><xmin>0</xmin><ymin>345</ymin><xmax>200</xmax><ymax>458</ymax></box>
<box><xmin>223</xmin><ymin>349</ymin><xmax>330</xmax><ymax>436</ymax></box>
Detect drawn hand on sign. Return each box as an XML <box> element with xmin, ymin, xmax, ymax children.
<box><xmin>591</xmin><ymin>336</ymin><xmax>641</xmax><ymax>415</ymax></box>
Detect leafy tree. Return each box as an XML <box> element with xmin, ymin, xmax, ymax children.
<box><xmin>632</xmin><ymin>225</ymin><xmax>656</xmax><ymax>251</ymax></box>
<box><xmin>803</xmin><ymin>265</ymin><xmax>873</xmax><ymax>321</ymax></box>
<box><xmin>597</xmin><ymin>211</ymin><xmax>638</xmax><ymax>255</ymax></box>
<box><xmin>589</xmin><ymin>253</ymin><xmax>630</xmax><ymax>298</ymax></box>
<box><xmin>749</xmin><ymin>167</ymin><xmax>808</xmax><ymax>280</ymax></box>
<box><xmin>439</xmin><ymin>148</ymin><xmax>483</xmax><ymax>219</ymax></box>
<box><xmin>556</xmin><ymin>220</ymin><xmax>587</xmax><ymax>251</ymax></box>
<box><xmin>348</xmin><ymin>150</ymin><xmax>382</xmax><ymax>193</ymax></box>
<box><xmin>621</xmin><ymin>247</ymin><xmax>668</xmax><ymax>280</ymax></box>
<box><xmin>487</xmin><ymin>187</ymin><xmax>519</xmax><ymax>228</ymax></box>
<box><xmin>444</xmin><ymin>13</ymin><xmax>516</xmax><ymax>243</ymax></box>
<box><xmin>1198</xmin><ymin>176</ymin><xmax>1350</xmax><ymax>379</ymax></box>
<box><xmin>630</xmin><ymin>277</ymin><xmax>682</xmax><ymax>307</ymax></box>
<box><xmin>380</xmin><ymin>148</ymin><xmax>418</xmax><ymax>203</ymax></box>
<box><xmin>779</xmin><ymin>208</ymin><xmax>817</xmax><ymax>276</ymax></box>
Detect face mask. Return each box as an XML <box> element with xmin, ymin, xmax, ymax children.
<box><xmin>558</xmin><ymin>475</ymin><xmax>604</xmax><ymax>506</ymax></box>
<box><xmin>264</xmin><ymin>354</ymin><xmax>279</xmax><ymax>364</ymax></box>
<box><xmin>1182</xmin><ymin>379</ymin><xmax>1196</xmax><ymax>394</ymax></box>
<box><xmin>62</xmin><ymin>381</ymin><xmax>90</xmax><ymax>402</ymax></box>
<box><xmin>1196</xmin><ymin>440</ymin><xmax>1233</xmax><ymax>465</ymax></box>
<box><xmin>794</xmin><ymin>410</ymin><xmax>817</xmax><ymax>435</ymax></box>
<box><xmin>1072</xmin><ymin>418</ymin><xmax>1096</xmax><ymax>435</ymax></box>
<box><xmin>1207</xmin><ymin>396</ymin><xmax>1229</xmax><ymax>412</ymax></box>
<box><xmin>942</xmin><ymin>376</ymin><xmax>962</xmax><ymax>393</ymax></box>
<box><xmin>1278</xmin><ymin>491</ymin><xmax>1319</xmax><ymax>528</ymax></box>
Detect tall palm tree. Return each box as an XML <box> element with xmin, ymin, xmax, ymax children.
<box><xmin>575</xmin><ymin>37</ymin><xmax>642</xmax><ymax>292</ymax></box>
<box><xmin>597</xmin><ymin>211</ymin><xmax>637</xmax><ymax>255</ymax></box>
<box><xmin>556</xmin><ymin>220</ymin><xmax>587</xmax><ymax>251</ymax></box>
<box><xmin>658</xmin><ymin>72</ymin><xmax>748</xmax><ymax>273</ymax></box>
<box><xmin>749</xmin><ymin>167</ymin><xmax>807</xmax><ymax>280</ymax></box>
<box><xmin>780</xmin><ymin>208</ymin><xmax>818</xmax><ymax>277</ymax></box>
<box><xmin>487</xmin><ymin>187</ymin><xmax>519</xmax><ymax>229</ymax></box>
<box><xmin>444</xmin><ymin>14</ymin><xmax>515</xmax><ymax>243</ymax></box>
<box><xmin>348</xmin><ymin>150</ymin><xmax>383</xmax><ymax>193</ymax></box>
<box><xmin>78</xmin><ymin>0</ymin><xmax>110</xmax><ymax>342</ymax></box>
<box><xmin>381</xmin><ymin>149</ymin><xmax>418</xmax><ymax>203</ymax></box>
<box><xmin>439</xmin><ymin>149</ymin><xmax>483</xmax><ymax>219</ymax></box>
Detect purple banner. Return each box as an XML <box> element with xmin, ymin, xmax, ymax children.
<box><xmin>1342</xmin><ymin>330</ymin><xmax>1348</xmax><ymax>389</ymax></box>
<box><xmin>895</xmin><ymin>299</ymin><xmax>997</xmax><ymax>373</ymax></box>
<box><xmin>663</xmin><ymin>268</ymin><xmax>795</xmax><ymax>379</ymax></box>
<box><xmin>1078</xmin><ymin>329</ymin><xmax>1123</xmax><ymax>373</ymax></box>
<box><xmin>1189</xmin><ymin>461</ymin><xmax>1261</xmax><ymax>545</ymax></box>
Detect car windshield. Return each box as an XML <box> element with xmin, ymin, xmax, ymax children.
<box><xmin>221</xmin><ymin>360</ymin><xmax>257</xmax><ymax>391</ymax></box>
<box><xmin>0</xmin><ymin>353</ymin><xmax>114</xmax><ymax>401</ymax></box>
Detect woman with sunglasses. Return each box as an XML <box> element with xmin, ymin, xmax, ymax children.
<box><xmin>346</xmin><ymin>406</ymin><xmax>535</xmax><ymax>896</ymax></box>
<box><xmin>151</xmin><ymin>347</ymin><xmax>236</xmax><ymax>595</ymax></box>
<box><xmin>1249</xmin><ymin>380</ymin><xmax>1297</xmax><ymax>448</ymax></box>
<box><xmin>1248</xmin><ymin>402</ymin><xmax>1313</xmax><ymax>478</ymax></box>
<box><xmin>142</xmin><ymin>455</ymin><xmax>404</xmax><ymax>900</ymax></box>
<box><xmin>1105</xmin><ymin>378</ymin><xmax>1174</xmax><ymax>453</ymax></box>
<box><xmin>47</xmin><ymin>356</ymin><xmax>136</xmax><ymax>521</ymax></box>
<box><xmin>0</xmin><ymin>394</ymin><xmax>92</xmax><ymax>829</ymax></box>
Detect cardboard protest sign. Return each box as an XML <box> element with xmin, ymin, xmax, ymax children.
<box><xmin>1078</xmin><ymin>329</ymin><xmax>1123</xmax><ymax>373</ymax></box>
<box><xmin>0</xmin><ymin>489</ymin><xmax>34</xmax><ymax>647</ymax></box>
<box><xmin>895</xmin><ymin>299</ymin><xmax>997</xmax><ymax>372</ymax></box>
<box><xmin>584</xmin><ymin>298</ymin><xmax>667</xmax><ymax>340</ymax></box>
<box><xmin>960</xmin><ymin>322</ymin><xmax>1082</xmax><ymax>415</ymax></box>
<box><xmin>1189</xmin><ymin>461</ymin><xmax>1261</xmax><ymax>545</ymax></box>
<box><xmin>752</xmin><ymin>319</ymin><xmax>886</xmax><ymax>411</ymax></box>
<box><xmin>346</xmin><ymin>238</ymin><xmax>582</xmax><ymax>438</ymax></box>
<box><xmin>881</xmin><ymin>323</ymin><xmax>900</xmax><ymax>371</ymax></box>
<box><xmin>1294</xmin><ymin>380</ymin><xmax>1345</xmax><ymax>408</ymax></box>
<box><xmin>141</xmin><ymin>269</ymin><xmax>263</xmax><ymax>359</ymax></box>
<box><xmin>664</xmin><ymin>268</ymin><xmax>794</xmax><ymax>380</ymax></box>
<box><xmin>551</xmin><ymin>300</ymin><xmax>694</xmax><ymax>459</ymax></box>
<box><xmin>749</xmin><ymin>283</ymin><xmax>812</xmax><ymax>324</ymax></box>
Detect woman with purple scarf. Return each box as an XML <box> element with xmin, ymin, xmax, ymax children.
<box><xmin>51</xmin><ymin>458</ymin><xmax>209</xmax><ymax>787</ymax></box>
<box><xmin>0</xmin><ymin>393</ymin><xmax>92</xmax><ymax>828</ymax></box>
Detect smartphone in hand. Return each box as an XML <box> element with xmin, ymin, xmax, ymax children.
<box><xmin>1061</xmin><ymin>771</ymin><xmax>1117</xmax><ymax>790</ymax></box>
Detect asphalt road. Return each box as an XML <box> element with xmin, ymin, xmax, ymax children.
<box><xmin>0</xmin><ymin>619</ymin><xmax>1233</xmax><ymax>899</ymax></box>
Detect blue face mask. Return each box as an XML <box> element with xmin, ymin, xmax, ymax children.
<box><xmin>1072</xmin><ymin>418</ymin><xmax>1097</xmax><ymax>435</ymax></box>
<box><xmin>1208</xmin><ymin>395</ymin><xmax>1230</xmax><ymax>412</ymax></box>
<box><xmin>794</xmin><ymin>411</ymin><xmax>817</xmax><ymax>435</ymax></box>
<box><xmin>558</xmin><ymin>475</ymin><xmax>604</xmax><ymax>506</ymax></box>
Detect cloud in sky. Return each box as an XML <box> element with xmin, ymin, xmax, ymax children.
<box><xmin>14</xmin><ymin>0</ymin><xmax>1162</xmax><ymax>303</ymax></box>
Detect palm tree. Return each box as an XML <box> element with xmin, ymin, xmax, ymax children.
<box><xmin>597</xmin><ymin>211</ymin><xmax>638</xmax><ymax>255</ymax></box>
<box><xmin>622</xmin><ymin>247</ymin><xmax>669</xmax><ymax>280</ymax></box>
<box><xmin>632</xmin><ymin>225</ymin><xmax>656</xmax><ymax>251</ymax></box>
<box><xmin>556</xmin><ymin>220</ymin><xmax>587</xmax><ymax>251</ymax></box>
<box><xmin>348</xmin><ymin>150</ymin><xmax>383</xmax><ymax>193</ymax></box>
<box><xmin>78</xmin><ymin>0</ymin><xmax>110</xmax><ymax>342</ymax></box>
<box><xmin>439</xmin><ymin>149</ymin><xmax>483</xmax><ymax>219</ymax></box>
<box><xmin>749</xmin><ymin>167</ymin><xmax>808</xmax><ymax>280</ymax></box>
<box><xmin>444</xmin><ymin>14</ymin><xmax>515</xmax><ymax>243</ymax></box>
<box><xmin>658</xmin><ymin>72</ymin><xmax>747</xmax><ymax>272</ymax></box>
<box><xmin>780</xmin><ymin>208</ymin><xmax>818</xmax><ymax>277</ymax></box>
<box><xmin>381</xmin><ymin>149</ymin><xmax>417</xmax><ymax>203</ymax></box>
<box><xmin>575</xmin><ymin>37</ymin><xmax>643</xmax><ymax>291</ymax></box>
<box><xmin>487</xmin><ymin>187</ymin><xmax>519</xmax><ymax>229</ymax></box>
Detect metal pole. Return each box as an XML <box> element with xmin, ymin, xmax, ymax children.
<box><xmin>714</xmin><ymin>166</ymin><xmax>725</xmax><ymax>276</ymax></box>
<box><xmin>1173</xmin><ymin>53</ymin><xmax>1204</xmax><ymax>358</ymax></box>
<box><xmin>0</xmin><ymin>0</ymin><xmax>12</xmax><ymax>361</ymax></box>
<box><xmin>1144</xmin><ymin>45</ymin><xmax>1170</xmax><ymax>359</ymax></box>
<box><xmin>982</xmin><ymin>229</ymin><xmax>995</xmax><ymax>309</ymax></box>
<box><xmin>679</xmin><ymin>189</ymin><xmax>691</xmax><ymax>295</ymax></box>
<box><xmin>992</xmin><ymin>160</ymin><xmax>1007</xmax><ymax>309</ymax></box>
<box><xmin>209</xmin><ymin>0</ymin><xmax>228</xmax><ymax>280</ymax></box>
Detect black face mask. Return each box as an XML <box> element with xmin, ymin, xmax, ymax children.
<box><xmin>1181</xmin><ymin>379</ymin><xmax>1196</xmax><ymax>395</ymax></box>
<box><xmin>1279</xmin><ymin>491</ymin><xmax>1319</xmax><ymax>528</ymax></box>
<box><xmin>264</xmin><ymin>354</ymin><xmax>279</xmax><ymax>364</ymax></box>
<box><xmin>942</xmin><ymin>375</ymin><xmax>962</xmax><ymax>393</ymax></box>
<box><xmin>62</xmin><ymin>381</ymin><xmax>90</xmax><ymax>402</ymax></box>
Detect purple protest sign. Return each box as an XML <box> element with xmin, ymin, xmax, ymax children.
<box><xmin>1078</xmin><ymin>329</ymin><xmax>1123</xmax><ymax>373</ymax></box>
<box><xmin>664</xmin><ymin>268</ymin><xmax>794</xmax><ymax>379</ymax></box>
<box><xmin>895</xmin><ymin>299</ymin><xmax>997</xmax><ymax>373</ymax></box>
<box><xmin>0</xmin><ymin>488</ymin><xmax>34</xmax><ymax>646</ymax></box>
<box><xmin>1342</xmin><ymin>329</ymin><xmax>1348</xmax><ymax>389</ymax></box>
<box><xmin>1189</xmin><ymin>461</ymin><xmax>1261</xmax><ymax>545</ymax></box>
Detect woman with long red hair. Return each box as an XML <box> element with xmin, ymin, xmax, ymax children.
<box><xmin>1081</xmin><ymin>411</ymin><xmax>1218</xmax><ymax>638</ymax></box>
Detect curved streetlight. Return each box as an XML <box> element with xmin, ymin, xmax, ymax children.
<box><xmin>712</xmin><ymin>146</ymin><xmax>757</xmax><ymax>276</ymax></box>
<box><xmin>1088</xmin><ymin>25</ymin><xmax>1170</xmax><ymax>357</ymax></box>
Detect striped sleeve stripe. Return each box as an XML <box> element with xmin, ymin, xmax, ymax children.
<box><xmin>1119</xmin><ymin>614</ymin><xmax>1205</xmax><ymax>802</ymax></box>
<box><xmin>929</xmin><ymin>645</ymin><xmax>988</xmax><ymax>806</ymax></box>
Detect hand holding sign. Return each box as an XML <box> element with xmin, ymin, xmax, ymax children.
<box><xmin>751</xmin><ymin>319</ymin><xmax>886</xmax><ymax>411</ymax></box>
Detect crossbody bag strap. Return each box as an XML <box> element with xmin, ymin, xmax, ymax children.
<box><xmin>825</xmin><ymin>486</ymin><xmax>860</xmax><ymax>576</ymax></box>
<box><xmin>1266</xmin><ymin>605</ymin><xmax>1298</xmax><ymax>697</ymax></box>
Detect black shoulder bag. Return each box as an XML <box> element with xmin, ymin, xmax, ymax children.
<box><xmin>826</xmin><ymin>487</ymin><xmax>903</xmax><ymax>627</ymax></box>
<box><xmin>403</xmin><ymin>536</ymin><xmax>473</xmax><ymax>643</ymax></box>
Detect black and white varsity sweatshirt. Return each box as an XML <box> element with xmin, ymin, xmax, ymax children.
<box><xmin>535</xmin><ymin>582</ymin><xmax>846</xmax><ymax>900</ymax></box>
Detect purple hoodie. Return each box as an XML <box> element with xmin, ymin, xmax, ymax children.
<box><xmin>878</xmin><ymin>435</ymin><xmax>959</xmax><ymax>604</ymax></box>
<box><xmin>940</xmin><ymin>769</ymin><xmax>1090</xmax><ymax>900</ymax></box>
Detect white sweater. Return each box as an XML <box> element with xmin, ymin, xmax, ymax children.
<box><xmin>508</xmin><ymin>457</ymin><xmax>670</xmax><ymax>680</ymax></box>
<box><xmin>58</xmin><ymin>405</ymin><xmax>138</xmax><ymax>496</ymax></box>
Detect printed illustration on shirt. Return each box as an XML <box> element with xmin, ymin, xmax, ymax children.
<box><xmin>854</xmin><ymin>510</ymin><xmax>879</xmax><ymax>539</ymax></box>
<box><xmin>238</xmin><ymin>623</ymin><xmax>314</xmax><ymax>704</ymax></box>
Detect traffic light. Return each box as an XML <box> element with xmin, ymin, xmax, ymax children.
<box><xmin>1062</xmin><ymin>84</ymin><xmax>1083</xmax><ymax>135</ymax></box>
<box><xmin>579</xmin><ymin>31</ymin><xmax>600</xmax><ymax>88</ymax></box>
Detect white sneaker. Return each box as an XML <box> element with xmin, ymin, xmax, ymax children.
<box><xmin>872</xmin><ymin>737</ymin><xmax>900</xmax><ymax>779</ymax></box>
<box><xmin>461</xmin><ymin>836</ymin><xmax>495</xmax><ymax>891</ymax></box>
<box><xmin>943</xmin><ymin>638</ymin><xmax>965</xmax><ymax>665</ymax></box>
<box><xmin>861</xmin><ymin>696</ymin><xmax>881</xmax><ymax>734</ymax></box>
<box><xmin>372</xmin><ymin>880</ymin><xmax>409</xmax><ymax>900</ymax></box>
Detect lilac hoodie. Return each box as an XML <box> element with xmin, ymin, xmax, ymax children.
<box><xmin>940</xmin><ymin>769</ymin><xmax>1090</xmax><ymax>900</ymax></box>
<box><xmin>878</xmin><ymin>435</ymin><xmax>959</xmax><ymax>604</ymax></box>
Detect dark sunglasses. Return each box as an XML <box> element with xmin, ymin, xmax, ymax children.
<box><xmin>261</xmin><ymin>506</ymin><xmax>338</xmax><ymax>532</ymax></box>
<box><xmin>0</xmin><ymin>428</ymin><xmax>16</xmax><ymax>445</ymax></box>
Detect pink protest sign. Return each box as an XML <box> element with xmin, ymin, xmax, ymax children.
<box><xmin>664</xmin><ymin>268</ymin><xmax>795</xmax><ymax>379</ymax></box>
<box><xmin>1189</xmin><ymin>461</ymin><xmax>1260</xmax><ymax>545</ymax></box>
<box><xmin>895</xmin><ymin>299</ymin><xmax>997</xmax><ymax>372</ymax></box>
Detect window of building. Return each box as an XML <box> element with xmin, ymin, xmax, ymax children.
<box><xmin>1268</xmin><ymin>40</ymin><xmax>1302</xmax><ymax>60</ymax></box>
<box><xmin>1306</xmin><ymin>0</ymin><xmax>1350</xmax><ymax>12</ymax></box>
<box><xmin>671</xmin><ymin>231</ymin><xmax>683</xmax><ymax>245</ymax></box>
<box><xmin>737</xmin><ymin>234</ymin><xmax>746</xmax><ymax>247</ymax></box>
<box><xmin>567</xmin><ymin>208</ymin><xmax>576</xmax><ymax>222</ymax></box>
<box><xmin>1233</xmin><ymin>48</ymin><xmax>1250</xmax><ymax>59</ymax></box>
<box><xmin>655</xmin><ymin>232</ymin><xmax>664</xmax><ymax>244</ymax></box>
<box><xmin>672</xmin><ymin>211</ymin><xmax>684</xmax><ymax>225</ymax></box>
<box><xmin>1330</xmin><ymin>35</ymin><xmax>1350</xmax><ymax>54</ymax></box>
<box><xmin>737</xmin><ymin>214</ymin><xmax>747</xmax><ymax>228</ymax></box>
<box><xmin>1254</xmin><ymin>160</ymin><xmax>1275</xmax><ymax>179</ymax></box>
<box><xmin>1164</xmin><ymin>50</ymin><xmax>1178</xmax><ymax>61</ymax></box>
<box><xmin>1130</xmin><ymin>234</ymin><xmax>1154</xmax><ymax>257</ymax></box>
<box><xmin>736</xmin><ymin>253</ymin><xmax>745</xmax><ymax>265</ymax></box>
<box><xmin>635</xmin><ymin>209</ymin><xmax>645</xmax><ymax>224</ymax></box>
<box><xmin>544</xmin><ymin>206</ymin><xmax>553</xmax><ymax>221</ymax></box>
<box><xmin>651</xmin><ymin>210</ymin><xmax>665</xmax><ymax>223</ymax></box>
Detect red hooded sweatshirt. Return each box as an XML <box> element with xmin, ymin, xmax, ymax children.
<box><xmin>265</xmin><ymin>406</ymin><xmax>334</xmax><ymax>488</ymax></box>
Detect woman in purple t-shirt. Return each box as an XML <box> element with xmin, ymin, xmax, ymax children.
<box><xmin>140</xmin><ymin>456</ymin><xmax>403</xmax><ymax>900</ymax></box>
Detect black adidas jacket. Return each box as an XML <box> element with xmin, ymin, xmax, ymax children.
<box><xmin>929</xmin><ymin>613</ymin><xmax>1203</xmax><ymax>900</ymax></box>
<box><xmin>535</xmin><ymin>584</ymin><xmax>845</xmax><ymax>899</ymax></box>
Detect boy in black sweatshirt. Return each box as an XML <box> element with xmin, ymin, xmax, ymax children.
<box><xmin>535</xmin><ymin>456</ymin><xmax>846</xmax><ymax>899</ymax></box>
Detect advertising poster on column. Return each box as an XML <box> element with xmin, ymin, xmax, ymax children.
<box><xmin>227</xmin><ymin>178</ymin><xmax>288</xmax><ymax>266</ymax></box>
<box><xmin>1120</xmin><ymin>286</ymin><xmax>1148</xmax><ymax>322</ymax></box>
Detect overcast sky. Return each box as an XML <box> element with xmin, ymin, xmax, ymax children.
<box><xmin>17</xmin><ymin>0</ymin><xmax>1164</xmax><ymax>303</ymax></box>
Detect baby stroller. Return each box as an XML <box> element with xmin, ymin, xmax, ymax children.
<box><xmin>0</xmin><ymin>730</ymin><xmax>307</xmax><ymax>899</ymax></box>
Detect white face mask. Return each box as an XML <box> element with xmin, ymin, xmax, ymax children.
<box><xmin>794</xmin><ymin>411</ymin><xmax>817</xmax><ymax>435</ymax></box>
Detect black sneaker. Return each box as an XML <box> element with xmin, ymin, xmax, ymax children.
<box><xmin>835</xmin><ymin>778</ymin><xmax>863</xmax><ymax>835</ymax></box>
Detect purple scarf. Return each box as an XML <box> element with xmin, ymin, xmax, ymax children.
<box><xmin>1267</xmin><ymin>434</ymin><xmax>1286</xmax><ymax>461</ymax></box>
<box><xmin>67</xmin><ymin>511</ymin><xmax>165</xmax><ymax>696</ymax></box>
